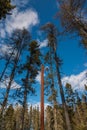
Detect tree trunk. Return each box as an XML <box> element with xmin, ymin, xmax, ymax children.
<box><xmin>40</xmin><ymin>65</ymin><xmax>44</xmax><ymax>130</ymax></box>
<box><xmin>54</xmin><ymin>52</ymin><xmax>72</xmax><ymax>130</ymax></box>
<box><xmin>0</xmin><ymin>47</ymin><xmax>15</xmax><ymax>82</ymax></box>
<box><xmin>54</xmin><ymin>107</ymin><xmax>58</xmax><ymax>130</ymax></box>
<box><xmin>21</xmin><ymin>89</ymin><xmax>27</xmax><ymax>130</ymax></box>
<box><xmin>21</xmin><ymin>70</ymin><xmax>29</xmax><ymax>130</ymax></box>
<box><xmin>1</xmin><ymin>49</ymin><xmax>20</xmax><ymax>115</ymax></box>
<box><xmin>1</xmin><ymin>63</ymin><xmax>17</xmax><ymax>115</ymax></box>
<box><xmin>0</xmin><ymin>60</ymin><xmax>18</xmax><ymax>130</ymax></box>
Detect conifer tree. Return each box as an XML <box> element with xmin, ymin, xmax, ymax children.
<box><xmin>29</xmin><ymin>105</ymin><xmax>33</xmax><ymax>130</ymax></box>
<box><xmin>53</xmin><ymin>105</ymin><xmax>64</xmax><ymax>130</ymax></box>
<box><xmin>0</xmin><ymin>46</ymin><xmax>15</xmax><ymax>82</ymax></box>
<box><xmin>14</xmin><ymin>105</ymin><xmax>23</xmax><ymax>130</ymax></box>
<box><xmin>65</xmin><ymin>83</ymin><xmax>75</xmax><ymax>110</ymax></box>
<box><xmin>45</xmin><ymin>106</ymin><xmax>54</xmax><ymax>130</ymax></box>
<box><xmin>0</xmin><ymin>28</ymin><xmax>30</xmax><ymax>116</ymax></box>
<box><xmin>19</xmin><ymin>40</ymin><xmax>41</xmax><ymax>130</ymax></box>
<box><xmin>41</xmin><ymin>23</ymin><xmax>72</xmax><ymax>130</ymax></box>
<box><xmin>44</xmin><ymin>50</ymin><xmax>58</xmax><ymax>106</ymax></box>
<box><xmin>0</xmin><ymin>0</ymin><xmax>15</xmax><ymax>20</ymax></box>
<box><xmin>58</xmin><ymin>0</ymin><xmax>87</xmax><ymax>48</ymax></box>
<box><xmin>3</xmin><ymin>104</ymin><xmax>14</xmax><ymax>130</ymax></box>
<box><xmin>32</xmin><ymin>106</ymin><xmax>40</xmax><ymax>130</ymax></box>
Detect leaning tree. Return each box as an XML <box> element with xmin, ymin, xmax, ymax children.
<box><xmin>57</xmin><ymin>0</ymin><xmax>87</xmax><ymax>48</ymax></box>
<box><xmin>41</xmin><ymin>23</ymin><xmax>72</xmax><ymax>130</ymax></box>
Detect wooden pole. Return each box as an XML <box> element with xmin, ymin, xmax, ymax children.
<box><xmin>40</xmin><ymin>65</ymin><xmax>44</xmax><ymax>130</ymax></box>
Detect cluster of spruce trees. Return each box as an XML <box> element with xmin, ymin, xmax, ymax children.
<box><xmin>0</xmin><ymin>98</ymin><xmax>87</xmax><ymax>130</ymax></box>
<box><xmin>0</xmin><ymin>0</ymin><xmax>87</xmax><ymax>130</ymax></box>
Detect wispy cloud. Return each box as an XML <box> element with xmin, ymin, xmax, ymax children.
<box><xmin>0</xmin><ymin>44</ymin><xmax>13</xmax><ymax>57</ymax></box>
<box><xmin>62</xmin><ymin>70</ymin><xmax>87</xmax><ymax>90</ymax></box>
<box><xmin>84</xmin><ymin>63</ymin><xmax>87</xmax><ymax>67</ymax></box>
<box><xmin>36</xmin><ymin>69</ymin><xmax>87</xmax><ymax>91</ymax></box>
<box><xmin>6</xmin><ymin>9</ymin><xmax>39</xmax><ymax>33</ymax></box>
<box><xmin>0</xmin><ymin>79</ymin><xmax>21</xmax><ymax>89</ymax></box>
<box><xmin>38</xmin><ymin>39</ymin><xmax>48</xmax><ymax>48</ymax></box>
<box><xmin>0</xmin><ymin>8</ymin><xmax>39</xmax><ymax>38</ymax></box>
<box><xmin>36</xmin><ymin>71</ymin><xmax>41</xmax><ymax>83</ymax></box>
<box><xmin>0</xmin><ymin>43</ymin><xmax>18</xmax><ymax>59</ymax></box>
<box><xmin>36</xmin><ymin>67</ymin><xmax>48</xmax><ymax>83</ymax></box>
<box><xmin>0</xmin><ymin>30</ymin><xmax>6</xmax><ymax>38</ymax></box>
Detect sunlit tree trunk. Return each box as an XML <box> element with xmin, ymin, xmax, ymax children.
<box><xmin>41</xmin><ymin>23</ymin><xmax>72</xmax><ymax>130</ymax></box>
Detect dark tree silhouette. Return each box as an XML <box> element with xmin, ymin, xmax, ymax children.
<box><xmin>58</xmin><ymin>0</ymin><xmax>87</xmax><ymax>48</ymax></box>
<box><xmin>0</xmin><ymin>0</ymin><xmax>15</xmax><ymax>20</ymax></box>
<box><xmin>41</xmin><ymin>23</ymin><xmax>72</xmax><ymax>130</ymax></box>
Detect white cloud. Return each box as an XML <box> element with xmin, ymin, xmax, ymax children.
<box><xmin>0</xmin><ymin>44</ymin><xmax>13</xmax><ymax>57</ymax></box>
<box><xmin>84</xmin><ymin>63</ymin><xmax>87</xmax><ymax>67</ymax></box>
<box><xmin>38</xmin><ymin>39</ymin><xmax>48</xmax><ymax>48</ymax></box>
<box><xmin>14</xmin><ymin>102</ymin><xmax>51</xmax><ymax>110</ymax></box>
<box><xmin>36</xmin><ymin>67</ymin><xmax>49</xmax><ymax>83</ymax></box>
<box><xmin>36</xmin><ymin>71</ymin><xmax>41</xmax><ymax>83</ymax></box>
<box><xmin>6</xmin><ymin>9</ymin><xmax>39</xmax><ymax>33</ymax></box>
<box><xmin>0</xmin><ymin>30</ymin><xmax>6</xmax><ymax>38</ymax></box>
<box><xmin>0</xmin><ymin>8</ymin><xmax>39</xmax><ymax>37</ymax></box>
<box><xmin>36</xmin><ymin>69</ymin><xmax>87</xmax><ymax>91</ymax></box>
<box><xmin>28</xmin><ymin>102</ymin><xmax>50</xmax><ymax>109</ymax></box>
<box><xmin>0</xmin><ymin>79</ymin><xmax>21</xmax><ymax>89</ymax></box>
<box><xmin>62</xmin><ymin>70</ymin><xmax>87</xmax><ymax>90</ymax></box>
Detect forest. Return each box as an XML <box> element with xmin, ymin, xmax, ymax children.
<box><xmin>0</xmin><ymin>0</ymin><xmax>87</xmax><ymax>130</ymax></box>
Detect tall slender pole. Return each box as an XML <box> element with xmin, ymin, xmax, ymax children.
<box><xmin>40</xmin><ymin>65</ymin><xmax>44</xmax><ymax>130</ymax></box>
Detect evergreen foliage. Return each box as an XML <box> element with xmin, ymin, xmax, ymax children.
<box><xmin>0</xmin><ymin>0</ymin><xmax>15</xmax><ymax>20</ymax></box>
<box><xmin>0</xmin><ymin>0</ymin><xmax>87</xmax><ymax>130</ymax></box>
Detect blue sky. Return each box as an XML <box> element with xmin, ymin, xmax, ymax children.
<box><xmin>0</xmin><ymin>0</ymin><xmax>87</xmax><ymax>105</ymax></box>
